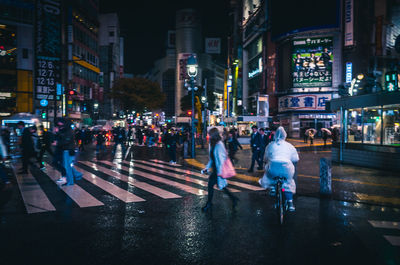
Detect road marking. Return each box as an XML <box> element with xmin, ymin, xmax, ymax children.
<box><xmin>150</xmin><ymin>159</ymin><xmax>182</xmax><ymax>167</ymax></box>
<box><xmin>354</xmin><ymin>193</ymin><xmax>400</xmax><ymax>205</ymax></box>
<box><xmin>100</xmin><ymin>160</ymin><xmax>207</xmax><ymax>196</ymax></box>
<box><xmin>141</xmin><ymin>159</ymin><xmax>264</xmax><ymax>191</ymax></box>
<box><xmin>79</xmin><ymin>161</ymin><xmax>181</xmax><ymax>199</ymax></box>
<box><xmin>383</xmin><ymin>235</ymin><xmax>400</xmax><ymax>246</ymax></box>
<box><xmin>297</xmin><ymin>174</ymin><xmax>400</xmax><ymax>189</ymax></box>
<box><xmin>75</xmin><ymin>166</ymin><xmax>145</xmax><ymax>203</ymax></box>
<box><xmin>368</xmin><ymin>221</ymin><xmax>400</xmax><ymax>230</ymax></box>
<box><xmin>13</xmin><ymin>164</ymin><xmax>56</xmax><ymax>214</ymax></box>
<box><xmin>44</xmin><ymin>163</ymin><xmax>104</xmax><ymax>208</ymax></box>
<box><xmin>124</xmin><ymin>160</ymin><xmax>241</xmax><ymax>193</ymax></box>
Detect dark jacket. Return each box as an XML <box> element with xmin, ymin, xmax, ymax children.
<box><xmin>259</xmin><ymin>133</ymin><xmax>269</xmax><ymax>150</ymax></box>
<box><xmin>21</xmin><ymin>128</ymin><xmax>35</xmax><ymax>156</ymax></box>
<box><xmin>227</xmin><ymin>137</ymin><xmax>242</xmax><ymax>153</ymax></box>
<box><xmin>250</xmin><ymin>132</ymin><xmax>262</xmax><ymax>151</ymax></box>
<box><xmin>57</xmin><ymin>127</ymin><xmax>75</xmax><ymax>151</ymax></box>
<box><xmin>165</xmin><ymin>133</ymin><xmax>178</xmax><ymax>148</ymax></box>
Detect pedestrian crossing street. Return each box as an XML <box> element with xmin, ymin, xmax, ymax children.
<box><xmin>14</xmin><ymin>159</ymin><xmax>263</xmax><ymax>214</ymax></box>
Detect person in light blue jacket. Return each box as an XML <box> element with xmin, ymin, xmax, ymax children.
<box><xmin>201</xmin><ymin>127</ymin><xmax>239</xmax><ymax>212</ymax></box>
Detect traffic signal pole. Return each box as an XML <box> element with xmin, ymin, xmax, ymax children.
<box><xmin>191</xmin><ymin>76</ymin><xmax>195</xmax><ymax>158</ymax></box>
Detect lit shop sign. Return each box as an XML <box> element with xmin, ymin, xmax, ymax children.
<box><xmin>248</xmin><ymin>57</ymin><xmax>262</xmax><ymax>79</ymax></box>
<box><xmin>345</xmin><ymin>62</ymin><xmax>352</xmax><ymax>83</ymax></box>
<box><xmin>278</xmin><ymin>93</ymin><xmax>332</xmax><ymax>112</ymax></box>
<box><xmin>35</xmin><ymin>0</ymin><xmax>61</xmax><ymax>101</ymax></box>
<box><xmin>0</xmin><ymin>46</ymin><xmax>16</xmax><ymax>56</ymax></box>
<box><xmin>292</xmin><ymin>37</ymin><xmax>333</xmax><ymax>88</ymax></box>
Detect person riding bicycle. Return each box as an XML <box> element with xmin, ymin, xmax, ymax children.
<box><xmin>259</xmin><ymin>126</ymin><xmax>299</xmax><ymax>211</ymax></box>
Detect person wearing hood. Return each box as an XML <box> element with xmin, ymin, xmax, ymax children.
<box><xmin>259</xmin><ymin>126</ymin><xmax>299</xmax><ymax>211</ymax></box>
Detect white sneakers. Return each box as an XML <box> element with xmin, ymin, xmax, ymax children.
<box><xmin>56</xmin><ymin>177</ymin><xmax>67</xmax><ymax>185</ymax></box>
<box><xmin>169</xmin><ymin>161</ymin><xmax>176</xmax><ymax>164</ymax></box>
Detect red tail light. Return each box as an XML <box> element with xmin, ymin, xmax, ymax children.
<box><xmin>282</xmin><ymin>188</ymin><xmax>285</xmax><ymax>192</ymax></box>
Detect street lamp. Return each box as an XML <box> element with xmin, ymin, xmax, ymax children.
<box><xmin>186</xmin><ymin>55</ymin><xmax>198</xmax><ymax>158</ymax></box>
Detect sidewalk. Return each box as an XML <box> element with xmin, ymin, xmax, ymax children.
<box><xmin>185</xmin><ymin>140</ymin><xmax>400</xmax><ymax>207</ymax></box>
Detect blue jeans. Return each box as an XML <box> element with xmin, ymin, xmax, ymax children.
<box><xmin>63</xmin><ymin>151</ymin><xmax>82</xmax><ymax>185</ymax></box>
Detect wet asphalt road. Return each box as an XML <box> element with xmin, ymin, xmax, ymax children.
<box><xmin>0</xmin><ymin>144</ymin><xmax>399</xmax><ymax>265</ymax></box>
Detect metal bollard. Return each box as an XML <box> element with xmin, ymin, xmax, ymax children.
<box><xmin>320</xmin><ymin>158</ymin><xmax>332</xmax><ymax>196</ymax></box>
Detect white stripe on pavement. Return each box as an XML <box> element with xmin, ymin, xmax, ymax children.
<box><xmin>368</xmin><ymin>220</ymin><xmax>400</xmax><ymax>230</ymax></box>
<box><xmin>150</xmin><ymin>159</ymin><xmax>182</xmax><ymax>167</ymax></box>
<box><xmin>100</xmin><ymin>160</ymin><xmax>207</xmax><ymax>196</ymax></box>
<box><xmin>75</xmin><ymin>166</ymin><xmax>145</xmax><ymax>203</ymax></box>
<box><xmin>44</xmin><ymin>163</ymin><xmax>104</xmax><ymax>208</ymax></box>
<box><xmin>79</xmin><ymin>161</ymin><xmax>181</xmax><ymax>199</ymax></box>
<box><xmin>121</xmin><ymin>160</ymin><xmax>241</xmax><ymax>193</ymax></box>
<box><xmin>13</xmin><ymin>164</ymin><xmax>56</xmax><ymax>214</ymax></box>
<box><xmin>137</xmin><ymin>159</ymin><xmax>264</xmax><ymax>191</ymax></box>
<box><xmin>383</xmin><ymin>235</ymin><xmax>400</xmax><ymax>246</ymax></box>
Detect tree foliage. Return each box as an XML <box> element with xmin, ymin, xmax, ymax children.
<box><xmin>110</xmin><ymin>77</ymin><xmax>166</xmax><ymax>112</ymax></box>
<box><xmin>180</xmin><ymin>85</ymin><xmax>216</xmax><ymax>112</ymax></box>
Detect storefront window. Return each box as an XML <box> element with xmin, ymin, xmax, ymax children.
<box><xmin>383</xmin><ymin>104</ymin><xmax>400</xmax><ymax>146</ymax></box>
<box><xmin>363</xmin><ymin>107</ymin><xmax>382</xmax><ymax>144</ymax></box>
<box><xmin>347</xmin><ymin>109</ymin><xmax>362</xmax><ymax>143</ymax></box>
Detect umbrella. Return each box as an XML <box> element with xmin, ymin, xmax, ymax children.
<box><xmin>305</xmin><ymin>128</ymin><xmax>317</xmax><ymax>135</ymax></box>
<box><xmin>321</xmin><ymin>128</ymin><xmax>332</xmax><ymax>135</ymax></box>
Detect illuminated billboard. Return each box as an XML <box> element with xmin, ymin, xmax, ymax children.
<box><xmin>292</xmin><ymin>37</ymin><xmax>333</xmax><ymax>88</ymax></box>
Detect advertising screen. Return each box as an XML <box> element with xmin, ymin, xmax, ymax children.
<box><xmin>292</xmin><ymin>37</ymin><xmax>333</xmax><ymax>88</ymax></box>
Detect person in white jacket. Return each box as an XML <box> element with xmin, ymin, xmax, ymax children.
<box><xmin>259</xmin><ymin>126</ymin><xmax>299</xmax><ymax>211</ymax></box>
<box><xmin>201</xmin><ymin>127</ymin><xmax>239</xmax><ymax>212</ymax></box>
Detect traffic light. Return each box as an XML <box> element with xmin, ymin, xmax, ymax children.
<box><xmin>385</xmin><ymin>71</ymin><xmax>398</xmax><ymax>91</ymax></box>
<box><xmin>69</xmin><ymin>90</ymin><xmax>76</xmax><ymax>95</ymax></box>
<box><xmin>41</xmin><ymin>110</ymin><xmax>47</xmax><ymax>119</ymax></box>
<box><xmin>187</xmin><ymin>110</ymin><xmax>192</xmax><ymax>116</ymax></box>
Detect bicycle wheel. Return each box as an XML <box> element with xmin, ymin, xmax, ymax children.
<box><xmin>276</xmin><ymin>182</ymin><xmax>284</xmax><ymax>225</ymax></box>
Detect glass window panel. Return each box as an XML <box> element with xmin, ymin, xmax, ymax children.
<box><xmin>347</xmin><ymin>108</ymin><xmax>362</xmax><ymax>143</ymax></box>
<box><xmin>363</xmin><ymin>107</ymin><xmax>382</xmax><ymax>144</ymax></box>
<box><xmin>383</xmin><ymin>104</ymin><xmax>400</xmax><ymax>146</ymax></box>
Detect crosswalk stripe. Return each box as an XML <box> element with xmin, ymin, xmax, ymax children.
<box><xmin>383</xmin><ymin>235</ymin><xmax>400</xmax><ymax>246</ymax></box>
<box><xmin>44</xmin><ymin>163</ymin><xmax>104</xmax><ymax>208</ymax></box>
<box><xmin>13</xmin><ymin>164</ymin><xmax>56</xmax><ymax>214</ymax></box>
<box><xmin>137</xmin><ymin>159</ymin><xmax>264</xmax><ymax>191</ymax></box>
<box><xmin>79</xmin><ymin>161</ymin><xmax>181</xmax><ymax>199</ymax></box>
<box><xmin>368</xmin><ymin>220</ymin><xmax>400</xmax><ymax>230</ymax></box>
<box><xmin>75</xmin><ymin>166</ymin><xmax>145</xmax><ymax>203</ymax></box>
<box><xmin>150</xmin><ymin>159</ymin><xmax>182</xmax><ymax>167</ymax></box>
<box><xmin>100</xmin><ymin>160</ymin><xmax>207</xmax><ymax>196</ymax></box>
<box><xmin>119</xmin><ymin>160</ymin><xmax>241</xmax><ymax>193</ymax></box>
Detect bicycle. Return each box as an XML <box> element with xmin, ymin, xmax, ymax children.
<box><xmin>273</xmin><ymin>176</ymin><xmax>286</xmax><ymax>225</ymax></box>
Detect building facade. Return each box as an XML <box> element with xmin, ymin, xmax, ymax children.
<box><xmin>99</xmin><ymin>13</ymin><xmax>122</xmax><ymax>120</ymax></box>
<box><xmin>0</xmin><ymin>0</ymin><xmax>34</xmax><ymax>119</ymax></box>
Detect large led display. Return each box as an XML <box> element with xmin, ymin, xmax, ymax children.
<box><xmin>292</xmin><ymin>37</ymin><xmax>333</xmax><ymax>88</ymax></box>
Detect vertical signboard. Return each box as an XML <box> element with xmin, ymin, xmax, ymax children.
<box><xmin>345</xmin><ymin>62</ymin><xmax>352</xmax><ymax>84</ymax></box>
<box><xmin>177</xmin><ymin>53</ymin><xmax>192</xmax><ymax>80</ymax></box>
<box><xmin>257</xmin><ymin>94</ymin><xmax>269</xmax><ymax>117</ymax></box>
<box><xmin>292</xmin><ymin>37</ymin><xmax>333</xmax><ymax>88</ymax></box>
<box><xmin>344</xmin><ymin>0</ymin><xmax>354</xmax><ymax>46</ymax></box>
<box><xmin>205</xmin><ymin>38</ymin><xmax>221</xmax><ymax>54</ymax></box>
<box><xmin>35</xmin><ymin>0</ymin><xmax>61</xmax><ymax>101</ymax></box>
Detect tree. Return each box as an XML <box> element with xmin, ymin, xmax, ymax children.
<box><xmin>180</xmin><ymin>85</ymin><xmax>216</xmax><ymax>113</ymax></box>
<box><xmin>110</xmin><ymin>77</ymin><xmax>165</xmax><ymax>113</ymax></box>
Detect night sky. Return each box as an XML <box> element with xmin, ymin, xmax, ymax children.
<box><xmin>99</xmin><ymin>0</ymin><xmax>231</xmax><ymax>75</ymax></box>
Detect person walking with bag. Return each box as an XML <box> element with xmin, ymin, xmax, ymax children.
<box><xmin>201</xmin><ymin>127</ymin><xmax>239</xmax><ymax>212</ymax></box>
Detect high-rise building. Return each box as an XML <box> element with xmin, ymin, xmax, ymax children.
<box><xmin>64</xmin><ymin>0</ymin><xmax>100</xmax><ymax>125</ymax></box>
<box><xmin>99</xmin><ymin>13</ymin><xmax>122</xmax><ymax>120</ymax></box>
<box><xmin>0</xmin><ymin>0</ymin><xmax>34</xmax><ymax>119</ymax></box>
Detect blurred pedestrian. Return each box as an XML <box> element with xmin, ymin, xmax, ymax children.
<box><xmin>37</xmin><ymin>125</ymin><xmax>54</xmax><ymax>169</ymax></box>
<box><xmin>55</xmin><ymin>118</ymin><xmax>82</xmax><ymax>186</ymax></box>
<box><xmin>96</xmin><ymin>131</ymin><xmax>105</xmax><ymax>153</ymax></box>
<box><xmin>227</xmin><ymin>131</ymin><xmax>242</xmax><ymax>165</ymax></box>
<box><xmin>201</xmin><ymin>127</ymin><xmax>239</xmax><ymax>212</ymax></box>
<box><xmin>308</xmin><ymin>130</ymin><xmax>315</xmax><ymax>145</ymax></box>
<box><xmin>112</xmin><ymin>126</ymin><xmax>127</xmax><ymax>155</ymax></box>
<box><xmin>19</xmin><ymin>125</ymin><xmax>37</xmax><ymax>174</ymax></box>
<box><xmin>322</xmin><ymin>130</ymin><xmax>329</xmax><ymax>147</ymax></box>
<box><xmin>136</xmin><ymin>128</ymin><xmax>143</xmax><ymax>145</ymax></box>
<box><xmin>0</xmin><ymin>132</ymin><xmax>11</xmax><ymax>190</ymax></box>
<box><xmin>165</xmin><ymin>128</ymin><xmax>178</xmax><ymax>164</ymax></box>
<box><xmin>259</xmin><ymin>128</ymin><xmax>269</xmax><ymax>166</ymax></box>
<box><xmin>248</xmin><ymin>125</ymin><xmax>263</xmax><ymax>172</ymax></box>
